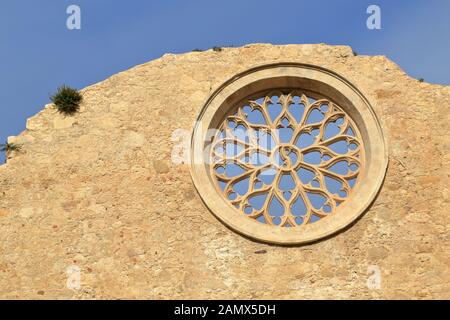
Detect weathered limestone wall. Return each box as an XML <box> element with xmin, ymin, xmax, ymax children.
<box><xmin>0</xmin><ymin>44</ymin><xmax>448</xmax><ymax>299</ymax></box>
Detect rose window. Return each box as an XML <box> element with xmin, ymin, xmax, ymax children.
<box><xmin>190</xmin><ymin>63</ymin><xmax>387</xmax><ymax>244</ymax></box>
<box><xmin>211</xmin><ymin>91</ymin><xmax>362</xmax><ymax>227</ymax></box>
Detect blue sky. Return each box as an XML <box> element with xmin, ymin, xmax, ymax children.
<box><xmin>1</xmin><ymin>0</ymin><xmax>449</xmax><ymax>162</ymax></box>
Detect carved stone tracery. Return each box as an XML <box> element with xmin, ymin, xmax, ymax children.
<box><xmin>211</xmin><ymin>91</ymin><xmax>363</xmax><ymax>227</ymax></box>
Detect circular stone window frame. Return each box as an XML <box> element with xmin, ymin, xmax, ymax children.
<box><xmin>190</xmin><ymin>63</ymin><xmax>388</xmax><ymax>245</ymax></box>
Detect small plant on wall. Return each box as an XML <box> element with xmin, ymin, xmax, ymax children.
<box><xmin>0</xmin><ymin>142</ymin><xmax>21</xmax><ymax>153</ymax></box>
<box><xmin>0</xmin><ymin>142</ymin><xmax>21</xmax><ymax>162</ymax></box>
<box><xmin>50</xmin><ymin>85</ymin><xmax>83</xmax><ymax>115</ymax></box>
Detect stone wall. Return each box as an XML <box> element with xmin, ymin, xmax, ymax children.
<box><xmin>0</xmin><ymin>44</ymin><xmax>448</xmax><ymax>299</ymax></box>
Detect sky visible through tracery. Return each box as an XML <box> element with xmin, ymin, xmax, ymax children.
<box><xmin>213</xmin><ymin>93</ymin><xmax>360</xmax><ymax>226</ymax></box>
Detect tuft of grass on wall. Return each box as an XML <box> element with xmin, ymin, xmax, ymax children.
<box><xmin>0</xmin><ymin>142</ymin><xmax>21</xmax><ymax>153</ymax></box>
<box><xmin>418</xmin><ymin>78</ymin><xmax>424</xmax><ymax>82</ymax></box>
<box><xmin>212</xmin><ymin>46</ymin><xmax>223</xmax><ymax>52</ymax></box>
<box><xmin>50</xmin><ymin>85</ymin><xmax>83</xmax><ymax>115</ymax></box>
